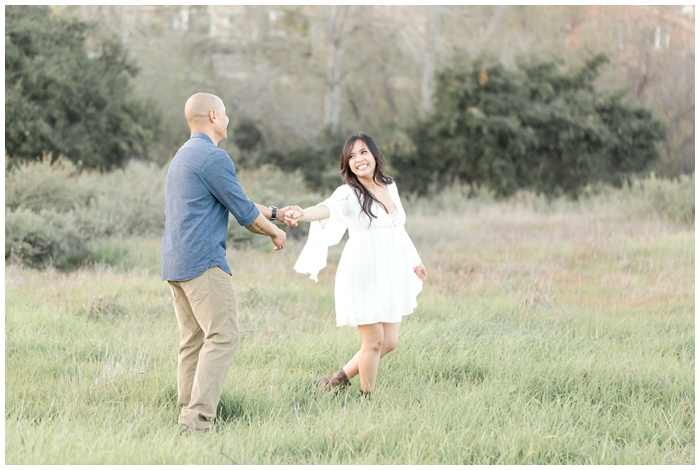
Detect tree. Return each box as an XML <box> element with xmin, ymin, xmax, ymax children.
<box><xmin>391</xmin><ymin>54</ymin><xmax>666</xmax><ymax>197</ymax></box>
<box><xmin>322</xmin><ymin>6</ymin><xmax>353</xmax><ymax>134</ymax></box>
<box><xmin>5</xmin><ymin>6</ymin><xmax>160</xmax><ymax>170</ymax></box>
<box><xmin>67</xmin><ymin>6</ymin><xmax>690</xmax><ymax>178</ymax></box>
<box><xmin>259</xmin><ymin>130</ymin><xmax>345</xmax><ymax>192</ymax></box>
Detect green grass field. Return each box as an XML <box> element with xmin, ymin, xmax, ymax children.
<box><xmin>5</xmin><ymin>199</ymin><xmax>694</xmax><ymax>464</ymax></box>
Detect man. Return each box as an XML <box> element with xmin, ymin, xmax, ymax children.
<box><xmin>162</xmin><ymin>92</ymin><xmax>298</xmax><ymax>433</ymax></box>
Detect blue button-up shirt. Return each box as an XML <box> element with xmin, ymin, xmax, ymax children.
<box><xmin>161</xmin><ymin>132</ymin><xmax>260</xmax><ymax>281</ymax></box>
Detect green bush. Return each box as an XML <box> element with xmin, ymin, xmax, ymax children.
<box><xmin>5</xmin><ymin>154</ymin><xmax>94</xmax><ymax>213</ymax></box>
<box><xmin>391</xmin><ymin>54</ymin><xmax>666</xmax><ymax>198</ymax></box>
<box><xmin>5</xmin><ymin>156</ymin><xmax>167</xmax><ymax>269</ymax></box>
<box><xmin>5</xmin><ymin>207</ymin><xmax>87</xmax><ymax>269</ymax></box>
<box><xmin>259</xmin><ymin>131</ymin><xmax>345</xmax><ymax>193</ymax></box>
<box><xmin>5</xmin><ymin>157</ymin><xmax>324</xmax><ymax>269</ymax></box>
<box><xmin>402</xmin><ymin>171</ymin><xmax>694</xmax><ymax>227</ymax></box>
<box><xmin>5</xmin><ymin>6</ymin><xmax>160</xmax><ymax>170</ymax></box>
<box><xmin>79</xmin><ymin>160</ymin><xmax>167</xmax><ymax>237</ymax></box>
<box><xmin>622</xmin><ymin>173</ymin><xmax>695</xmax><ymax>224</ymax></box>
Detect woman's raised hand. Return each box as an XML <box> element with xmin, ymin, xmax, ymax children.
<box><xmin>283</xmin><ymin>208</ymin><xmax>302</xmax><ymax>226</ymax></box>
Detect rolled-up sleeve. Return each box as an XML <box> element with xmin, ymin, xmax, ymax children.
<box><xmin>201</xmin><ymin>150</ymin><xmax>260</xmax><ymax>226</ymax></box>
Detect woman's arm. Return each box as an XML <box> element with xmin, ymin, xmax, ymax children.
<box><xmin>288</xmin><ymin>204</ymin><xmax>330</xmax><ymax>223</ymax></box>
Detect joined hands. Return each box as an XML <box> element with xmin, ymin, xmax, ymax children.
<box><xmin>285</xmin><ymin>209</ymin><xmax>302</xmax><ymax>226</ymax></box>
<box><xmin>278</xmin><ymin>206</ymin><xmax>303</xmax><ymax>227</ymax></box>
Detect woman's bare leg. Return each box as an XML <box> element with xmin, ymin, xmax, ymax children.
<box><xmin>356</xmin><ymin>323</ymin><xmax>383</xmax><ymax>392</ymax></box>
<box><xmin>342</xmin><ymin>322</ymin><xmax>400</xmax><ymax>379</ymax></box>
<box><xmin>317</xmin><ymin>323</ymin><xmax>400</xmax><ymax>391</ymax></box>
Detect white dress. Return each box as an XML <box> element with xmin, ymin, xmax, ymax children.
<box><xmin>294</xmin><ymin>182</ymin><xmax>423</xmax><ymax>327</ymax></box>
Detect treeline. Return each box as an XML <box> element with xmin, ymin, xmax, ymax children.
<box><xmin>262</xmin><ymin>55</ymin><xmax>666</xmax><ymax>198</ymax></box>
<box><xmin>6</xmin><ymin>6</ymin><xmax>667</xmax><ymax>199</ymax></box>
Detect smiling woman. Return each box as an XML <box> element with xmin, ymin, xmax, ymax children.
<box><xmin>284</xmin><ymin>133</ymin><xmax>427</xmax><ymax>397</ymax></box>
<box><xmin>341</xmin><ymin>135</ymin><xmax>395</xmax><ymax>221</ymax></box>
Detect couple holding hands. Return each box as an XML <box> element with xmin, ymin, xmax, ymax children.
<box><xmin>162</xmin><ymin>93</ymin><xmax>427</xmax><ymax>433</ymax></box>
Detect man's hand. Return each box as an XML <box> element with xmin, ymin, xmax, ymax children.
<box><xmin>271</xmin><ymin>226</ymin><xmax>287</xmax><ymax>251</ymax></box>
<box><xmin>245</xmin><ymin>212</ymin><xmax>288</xmax><ymax>250</ymax></box>
<box><xmin>279</xmin><ymin>205</ymin><xmax>303</xmax><ymax>227</ymax></box>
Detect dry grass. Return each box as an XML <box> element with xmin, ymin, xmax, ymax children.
<box><xmin>4</xmin><ymin>189</ymin><xmax>694</xmax><ymax>464</ymax></box>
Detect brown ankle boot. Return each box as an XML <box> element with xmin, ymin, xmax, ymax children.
<box><xmin>315</xmin><ymin>368</ymin><xmax>350</xmax><ymax>391</ymax></box>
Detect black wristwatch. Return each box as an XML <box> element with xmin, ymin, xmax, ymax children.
<box><xmin>269</xmin><ymin>206</ymin><xmax>278</xmax><ymax>221</ymax></box>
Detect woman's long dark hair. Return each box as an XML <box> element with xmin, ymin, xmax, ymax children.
<box><xmin>340</xmin><ymin>133</ymin><xmax>393</xmax><ymax>221</ymax></box>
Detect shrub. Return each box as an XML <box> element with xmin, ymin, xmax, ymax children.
<box><xmin>5</xmin><ymin>156</ymin><xmax>166</xmax><ymax>269</ymax></box>
<box><xmin>5</xmin><ymin>154</ymin><xmax>94</xmax><ymax>213</ymax></box>
<box><xmin>622</xmin><ymin>173</ymin><xmax>695</xmax><ymax>224</ymax></box>
<box><xmin>5</xmin><ymin>6</ymin><xmax>160</xmax><ymax>170</ymax></box>
<box><xmin>5</xmin><ymin>207</ymin><xmax>87</xmax><ymax>269</ymax></box>
<box><xmin>5</xmin><ymin>157</ymin><xmax>324</xmax><ymax>269</ymax></box>
<box><xmin>391</xmin><ymin>54</ymin><xmax>666</xmax><ymax>198</ymax></box>
<box><xmin>259</xmin><ymin>131</ymin><xmax>345</xmax><ymax>193</ymax></box>
<box><xmin>79</xmin><ymin>160</ymin><xmax>167</xmax><ymax>237</ymax></box>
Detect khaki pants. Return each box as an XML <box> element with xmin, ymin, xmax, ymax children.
<box><xmin>168</xmin><ymin>267</ymin><xmax>240</xmax><ymax>431</ymax></box>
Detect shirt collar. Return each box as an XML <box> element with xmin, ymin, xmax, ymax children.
<box><xmin>190</xmin><ymin>132</ymin><xmax>214</xmax><ymax>144</ymax></box>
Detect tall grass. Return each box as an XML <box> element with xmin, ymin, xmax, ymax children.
<box><xmin>4</xmin><ymin>158</ymin><xmax>322</xmax><ymax>268</ymax></box>
<box><xmin>5</xmin><ymin>186</ymin><xmax>694</xmax><ymax>464</ymax></box>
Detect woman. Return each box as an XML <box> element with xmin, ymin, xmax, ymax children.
<box><xmin>287</xmin><ymin>133</ymin><xmax>427</xmax><ymax>397</ymax></box>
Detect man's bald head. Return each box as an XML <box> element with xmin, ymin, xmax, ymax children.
<box><xmin>183</xmin><ymin>92</ymin><xmax>229</xmax><ymax>145</ymax></box>
<box><xmin>185</xmin><ymin>93</ymin><xmax>224</xmax><ymax>125</ymax></box>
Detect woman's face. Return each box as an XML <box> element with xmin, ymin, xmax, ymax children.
<box><xmin>347</xmin><ymin>139</ymin><xmax>376</xmax><ymax>182</ymax></box>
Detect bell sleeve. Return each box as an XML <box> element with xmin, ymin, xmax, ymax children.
<box><xmin>293</xmin><ymin>186</ymin><xmax>351</xmax><ymax>282</ymax></box>
<box><xmin>392</xmin><ymin>182</ymin><xmax>422</xmax><ymax>267</ymax></box>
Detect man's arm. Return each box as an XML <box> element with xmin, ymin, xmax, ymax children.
<box><xmin>255</xmin><ymin>203</ymin><xmax>303</xmax><ymax>226</ymax></box>
<box><xmin>245</xmin><ymin>212</ymin><xmax>287</xmax><ymax>250</ymax></box>
<box><xmin>256</xmin><ymin>203</ymin><xmax>275</xmax><ymax>221</ymax></box>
